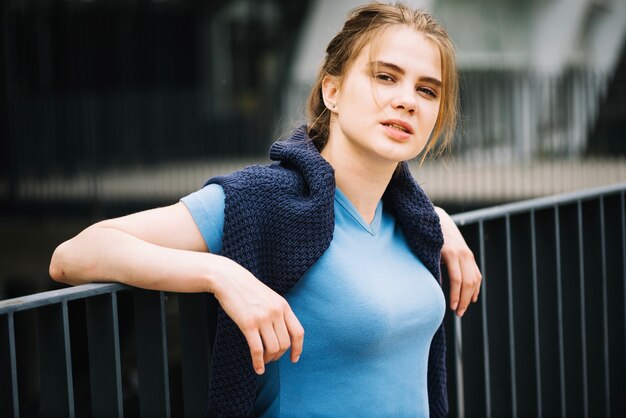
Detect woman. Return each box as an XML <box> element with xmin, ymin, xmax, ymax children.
<box><xmin>50</xmin><ymin>3</ymin><xmax>481</xmax><ymax>417</ymax></box>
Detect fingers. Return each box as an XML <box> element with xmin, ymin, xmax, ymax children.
<box><xmin>471</xmin><ymin>263</ymin><xmax>482</xmax><ymax>302</ymax></box>
<box><xmin>443</xmin><ymin>248</ymin><xmax>482</xmax><ymax>317</ymax></box>
<box><xmin>237</xmin><ymin>299</ymin><xmax>303</xmax><ymax>375</ymax></box>
<box><xmin>260</xmin><ymin>323</ymin><xmax>281</xmax><ymax>364</ymax></box>
<box><xmin>270</xmin><ymin>319</ymin><xmax>291</xmax><ymax>363</ymax></box>
<box><xmin>454</xmin><ymin>254</ymin><xmax>482</xmax><ymax>317</ymax></box>
<box><xmin>267</xmin><ymin>307</ymin><xmax>304</xmax><ymax>364</ymax></box>
<box><xmin>212</xmin><ymin>261</ymin><xmax>303</xmax><ymax>375</ymax></box>
<box><xmin>437</xmin><ymin>206</ymin><xmax>483</xmax><ymax>317</ymax></box>
<box><xmin>456</xmin><ymin>258</ymin><xmax>475</xmax><ymax>316</ymax></box>
<box><xmin>284</xmin><ymin>308</ymin><xmax>304</xmax><ymax>363</ymax></box>
<box><xmin>243</xmin><ymin>332</ymin><xmax>266</xmax><ymax>375</ymax></box>
<box><xmin>447</xmin><ymin>258</ymin><xmax>463</xmax><ymax>311</ymax></box>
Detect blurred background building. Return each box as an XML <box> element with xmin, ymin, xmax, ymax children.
<box><xmin>1</xmin><ymin>0</ymin><xmax>625</xmax><ymax>297</ymax></box>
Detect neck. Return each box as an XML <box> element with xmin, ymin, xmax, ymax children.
<box><xmin>321</xmin><ymin>139</ymin><xmax>397</xmax><ymax>224</ymax></box>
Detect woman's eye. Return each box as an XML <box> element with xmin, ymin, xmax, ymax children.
<box><xmin>375</xmin><ymin>73</ymin><xmax>395</xmax><ymax>82</ymax></box>
<box><xmin>417</xmin><ymin>87</ymin><xmax>437</xmax><ymax>98</ymax></box>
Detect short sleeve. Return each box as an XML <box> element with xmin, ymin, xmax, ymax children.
<box><xmin>180</xmin><ymin>183</ymin><xmax>225</xmax><ymax>254</ymax></box>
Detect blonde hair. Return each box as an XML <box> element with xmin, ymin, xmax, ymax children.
<box><xmin>306</xmin><ymin>2</ymin><xmax>459</xmax><ymax>159</ymax></box>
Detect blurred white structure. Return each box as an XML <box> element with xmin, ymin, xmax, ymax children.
<box><xmin>285</xmin><ymin>0</ymin><xmax>626</xmax><ymax>160</ymax></box>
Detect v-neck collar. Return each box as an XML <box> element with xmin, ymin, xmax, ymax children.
<box><xmin>334</xmin><ymin>187</ymin><xmax>383</xmax><ymax>236</ymax></box>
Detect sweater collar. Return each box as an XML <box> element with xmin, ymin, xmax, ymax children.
<box><xmin>269</xmin><ymin>125</ymin><xmax>336</xmax><ymax>197</ymax></box>
<box><xmin>270</xmin><ymin>124</ymin><xmax>443</xmax><ymax>274</ymax></box>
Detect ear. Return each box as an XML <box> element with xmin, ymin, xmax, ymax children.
<box><xmin>321</xmin><ymin>74</ymin><xmax>340</xmax><ymax>112</ymax></box>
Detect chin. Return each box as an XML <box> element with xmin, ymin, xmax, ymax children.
<box><xmin>375</xmin><ymin>144</ymin><xmax>424</xmax><ymax>164</ymax></box>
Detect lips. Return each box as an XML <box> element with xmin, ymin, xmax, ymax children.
<box><xmin>381</xmin><ymin>119</ymin><xmax>414</xmax><ymax>135</ymax></box>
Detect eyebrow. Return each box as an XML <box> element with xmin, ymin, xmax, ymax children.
<box><xmin>368</xmin><ymin>60</ymin><xmax>442</xmax><ymax>87</ymax></box>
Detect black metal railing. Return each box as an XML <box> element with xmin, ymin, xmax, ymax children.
<box><xmin>444</xmin><ymin>182</ymin><xmax>626</xmax><ymax>418</ymax></box>
<box><xmin>1</xmin><ymin>182</ymin><xmax>625</xmax><ymax>417</ymax></box>
<box><xmin>0</xmin><ymin>285</ymin><xmax>218</xmax><ymax>417</ymax></box>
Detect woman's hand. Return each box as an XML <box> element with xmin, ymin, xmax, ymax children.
<box><xmin>434</xmin><ymin>207</ymin><xmax>482</xmax><ymax>317</ymax></box>
<box><xmin>50</xmin><ymin>202</ymin><xmax>303</xmax><ymax>374</ymax></box>
<box><xmin>210</xmin><ymin>257</ymin><xmax>304</xmax><ymax>375</ymax></box>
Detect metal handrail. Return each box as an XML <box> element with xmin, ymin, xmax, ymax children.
<box><xmin>0</xmin><ymin>283</ymin><xmax>127</xmax><ymax>314</ymax></box>
<box><xmin>452</xmin><ymin>181</ymin><xmax>626</xmax><ymax>225</ymax></box>
<box><xmin>2</xmin><ymin>180</ymin><xmax>623</xmax><ymax>314</ymax></box>
<box><xmin>1</xmin><ymin>182</ymin><xmax>625</xmax><ymax>418</ymax></box>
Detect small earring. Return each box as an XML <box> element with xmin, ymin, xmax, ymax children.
<box><xmin>330</xmin><ymin>103</ymin><xmax>336</xmax><ymax>109</ymax></box>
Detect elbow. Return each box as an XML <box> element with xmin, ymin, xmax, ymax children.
<box><xmin>50</xmin><ymin>225</ymin><xmax>104</xmax><ymax>285</ymax></box>
<box><xmin>49</xmin><ymin>243</ymin><xmax>70</xmax><ymax>284</ymax></box>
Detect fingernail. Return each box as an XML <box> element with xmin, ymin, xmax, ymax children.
<box><xmin>256</xmin><ymin>367</ymin><xmax>264</xmax><ymax>375</ymax></box>
<box><xmin>295</xmin><ymin>355</ymin><xmax>300</xmax><ymax>363</ymax></box>
<box><xmin>451</xmin><ymin>302</ymin><xmax>458</xmax><ymax>310</ymax></box>
<box><xmin>458</xmin><ymin>309</ymin><xmax>465</xmax><ymax>317</ymax></box>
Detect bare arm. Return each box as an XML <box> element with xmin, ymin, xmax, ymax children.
<box><xmin>434</xmin><ymin>206</ymin><xmax>482</xmax><ymax>318</ymax></box>
<box><xmin>50</xmin><ymin>202</ymin><xmax>216</xmax><ymax>290</ymax></box>
<box><xmin>49</xmin><ymin>202</ymin><xmax>303</xmax><ymax>373</ymax></box>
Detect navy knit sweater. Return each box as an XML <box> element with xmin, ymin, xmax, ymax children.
<box><xmin>205</xmin><ymin>126</ymin><xmax>447</xmax><ymax>417</ymax></box>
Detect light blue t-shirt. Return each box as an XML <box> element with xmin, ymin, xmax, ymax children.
<box><xmin>182</xmin><ymin>184</ymin><xmax>445</xmax><ymax>417</ymax></box>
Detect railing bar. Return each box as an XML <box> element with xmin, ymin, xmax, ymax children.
<box><xmin>505</xmin><ymin>215</ymin><xmax>518</xmax><ymax>418</ymax></box>
<box><xmin>159</xmin><ymin>292</ymin><xmax>172</xmax><ymax>417</ymax></box>
<box><xmin>622</xmin><ymin>191</ymin><xmax>626</xmax><ymax>401</ymax></box>
<box><xmin>179</xmin><ymin>293</ymin><xmax>213</xmax><ymax>418</ymax></box>
<box><xmin>8</xmin><ymin>313</ymin><xmax>19</xmax><ymax>418</ymax></box>
<box><xmin>599</xmin><ymin>197</ymin><xmax>610</xmax><ymax>417</ymax></box>
<box><xmin>452</xmin><ymin>182</ymin><xmax>626</xmax><ymax>226</ymax></box>
<box><xmin>134</xmin><ymin>290</ymin><xmax>171</xmax><ymax>417</ymax></box>
<box><xmin>62</xmin><ymin>301</ymin><xmax>75</xmax><ymax>418</ymax></box>
<box><xmin>86</xmin><ymin>291</ymin><xmax>125</xmax><ymax>416</ymax></box>
<box><xmin>111</xmin><ymin>292</ymin><xmax>124</xmax><ymax>416</ymax></box>
<box><xmin>454</xmin><ymin>315</ymin><xmax>465</xmax><ymax>418</ymax></box>
<box><xmin>0</xmin><ymin>283</ymin><xmax>128</xmax><ymax>314</ymax></box>
<box><xmin>577</xmin><ymin>200</ymin><xmax>589</xmax><ymax>418</ymax></box>
<box><xmin>479</xmin><ymin>220</ymin><xmax>492</xmax><ymax>418</ymax></box>
<box><xmin>530</xmin><ymin>210</ymin><xmax>542</xmax><ymax>418</ymax></box>
<box><xmin>554</xmin><ymin>206</ymin><xmax>566</xmax><ymax>417</ymax></box>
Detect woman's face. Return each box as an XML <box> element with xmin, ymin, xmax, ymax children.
<box><xmin>323</xmin><ymin>25</ymin><xmax>442</xmax><ymax>165</ymax></box>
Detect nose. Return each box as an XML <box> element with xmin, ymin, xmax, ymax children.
<box><xmin>391</xmin><ymin>86</ymin><xmax>417</xmax><ymax>113</ymax></box>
